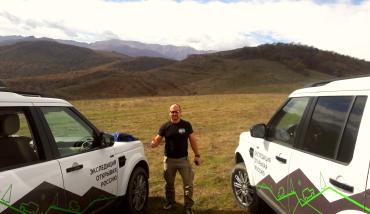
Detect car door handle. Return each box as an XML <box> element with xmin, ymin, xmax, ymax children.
<box><xmin>275</xmin><ymin>156</ymin><xmax>287</xmax><ymax>164</ymax></box>
<box><xmin>249</xmin><ymin>147</ymin><xmax>254</xmax><ymax>158</ymax></box>
<box><xmin>66</xmin><ymin>164</ymin><xmax>83</xmax><ymax>173</ymax></box>
<box><xmin>329</xmin><ymin>178</ymin><xmax>354</xmax><ymax>193</ymax></box>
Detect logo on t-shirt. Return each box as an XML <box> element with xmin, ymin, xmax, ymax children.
<box><xmin>178</xmin><ymin>128</ymin><xmax>186</xmax><ymax>134</ymax></box>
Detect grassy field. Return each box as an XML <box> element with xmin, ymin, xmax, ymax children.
<box><xmin>72</xmin><ymin>93</ymin><xmax>287</xmax><ymax>213</ymax></box>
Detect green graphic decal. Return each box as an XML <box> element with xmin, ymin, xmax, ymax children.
<box><xmin>20</xmin><ymin>202</ymin><xmax>39</xmax><ymax>214</ymax></box>
<box><xmin>256</xmin><ymin>169</ymin><xmax>369</xmax><ymax>214</ymax></box>
<box><xmin>1</xmin><ymin>185</ymin><xmax>12</xmax><ymax>204</ymax></box>
<box><xmin>0</xmin><ymin>182</ymin><xmax>117</xmax><ymax>213</ymax></box>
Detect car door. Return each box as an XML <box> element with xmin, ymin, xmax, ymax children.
<box><xmin>38</xmin><ymin>106</ymin><xmax>118</xmax><ymax>213</ymax></box>
<box><xmin>253</xmin><ymin>97</ymin><xmax>311</xmax><ymax>213</ymax></box>
<box><xmin>289</xmin><ymin>96</ymin><xmax>368</xmax><ymax>214</ymax></box>
<box><xmin>0</xmin><ymin>106</ymin><xmax>65</xmax><ymax>213</ymax></box>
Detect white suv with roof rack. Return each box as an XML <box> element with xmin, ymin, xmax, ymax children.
<box><xmin>231</xmin><ymin>76</ymin><xmax>370</xmax><ymax>213</ymax></box>
<box><xmin>0</xmin><ymin>90</ymin><xmax>149</xmax><ymax>213</ymax></box>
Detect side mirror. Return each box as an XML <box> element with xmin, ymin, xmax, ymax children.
<box><xmin>100</xmin><ymin>133</ymin><xmax>114</xmax><ymax>147</ymax></box>
<box><xmin>250</xmin><ymin>123</ymin><xmax>266</xmax><ymax>139</ymax></box>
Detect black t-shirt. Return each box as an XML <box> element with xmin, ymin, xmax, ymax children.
<box><xmin>158</xmin><ymin>119</ymin><xmax>193</xmax><ymax>158</ymax></box>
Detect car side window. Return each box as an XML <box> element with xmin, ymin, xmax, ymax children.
<box><xmin>41</xmin><ymin>107</ymin><xmax>96</xmax><ymax>157</ymax></box>
<box><xmin>0</xmin><ymin>108</ymin><xmax>40</xmax><ymax>170</ymax></box>
<box><xmin>267</xmin><ymin>97</ymin><xmax>310</xmax><ymax>145</ymax></box>
<box><xmin>337</xmin><ymin>96</ymin><xmax>367</xmax><ymax>163</ymax></box>
<box><xmin>301</xmin><ymin>96</ymin><xmax>356</xmax><ymax>161</ymax></box>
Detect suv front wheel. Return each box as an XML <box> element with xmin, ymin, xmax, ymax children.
<box><xmin>231</xmin><ymin>163</ymin><xmax>260</xmax><ymax>212</ymax></box>
<box><xmin>125</xmin><ymin>167</ymin><xmax>149</xmax><ymax>214</ymax></box>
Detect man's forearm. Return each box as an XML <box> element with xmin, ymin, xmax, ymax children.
<box><xmin>190</xmin><ymin>140</ymin><xmax>199</xmax><ymax>156</ymax></box>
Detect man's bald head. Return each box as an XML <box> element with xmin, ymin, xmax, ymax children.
<box><xmin>169</xmin><ymin>104</ymin><xmax>181</xmax><ymax>123</ymax></box>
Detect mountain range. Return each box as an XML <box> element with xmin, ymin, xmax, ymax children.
<box><xmin>0</xmin><ymin>36</ymin><xmax>370</xmax><ymax>99</ymax></box>
<box><xmin>0</xmin><ymin>35</ymin><xmax>209</xmax><ymax>60</ymax></box>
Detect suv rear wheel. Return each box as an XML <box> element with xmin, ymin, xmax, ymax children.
<box><xmin>231</xmin><ymin>163</ymin><xmax>260</xmax><ymax>212</ymax></box>
<box><xmin>125</xmin><ymin>167</ymin><xmax>149</xmax><ymax>214</ymax></box>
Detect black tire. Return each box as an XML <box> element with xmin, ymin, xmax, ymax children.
<box><xmin>231</xmin><ymin>163</ymin><xmax>261</xmax><ymax>213</ymax></box>
<box><xmin>125</xmin><ymin>167</ymin><xmax>149</xmax><ymax>214</ymax></box>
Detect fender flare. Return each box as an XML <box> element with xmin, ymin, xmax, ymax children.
<box><xmin>117</xmin><ymin>152</ymin><xmax>149</xmax><ymax>196</ymax></box>
<box><xmin>235</xmin><ymin>149</ymin><xmax>256</xmax><ymax>187</ymax></box>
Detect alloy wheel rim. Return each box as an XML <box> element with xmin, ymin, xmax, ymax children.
<box><xmin>233</xmin><ymin>169</ymin><xmax>254</xmax><ymax>207</ymax></box>
<box><xmin>132</xmin><ymin>174</ymin><xmax>148</xmax><ymax>211</ymax></box>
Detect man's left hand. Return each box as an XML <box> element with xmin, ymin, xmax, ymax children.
<box><xmin>194</xmin><ymin>156</ymin><xmax>201</xmax><ymax>166</ymax></box>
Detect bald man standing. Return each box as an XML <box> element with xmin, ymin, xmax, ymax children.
<box><xmin>151</xmin><ymin>104</ymin><xmax>200</xmax><ymax>214</ymax></box>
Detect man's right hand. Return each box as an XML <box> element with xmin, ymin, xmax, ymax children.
<box><xmin>150</xmin><ymin>141</ymin><xmax>157</xmax><ymax>148</ymax></box>
<box><xmin>150</xmin><ymin>135</ymin><xmax>162</xmax><ymax>148</ymax></box>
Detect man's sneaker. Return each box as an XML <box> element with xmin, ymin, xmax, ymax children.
<box><xmin>163</xmin><ymin>202</ymin><xmax>174</xmax><ymax>210</ymax></box>
<box><xmin>184</xmin><ymin>208</ymin><xmax>194</xmax><ymax>214</ymax></box>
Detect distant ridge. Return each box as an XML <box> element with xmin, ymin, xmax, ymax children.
<box><xmin>0</xmin><ymin>35</ymin><xmax>37</xmax><ymax>45</ymax></box>
<box><xmin>0</xmin><ymin>35</ymin><xmax>210</xmax><ymax>60</ymax></box>
<box><xmin>89</xmin><ymin>39</ymin><xmax>210</xmax><ymax>60</ymax></box>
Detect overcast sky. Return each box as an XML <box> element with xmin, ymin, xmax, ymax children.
<box><xmin>0</xmin><ymin>0</ymin><xmax>369</xmax><ymax>60</ymax></box>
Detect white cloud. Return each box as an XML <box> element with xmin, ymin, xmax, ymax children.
<box><xmin>0</xmin><ymin>0</ymin><xmax>370</xmax><ymax>60</ymax></box>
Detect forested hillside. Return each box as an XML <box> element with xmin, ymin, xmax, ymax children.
<box><xmin>1</xmin><ymin>42</ymin><xmax>369</xmax><ymax>99</ymax></box>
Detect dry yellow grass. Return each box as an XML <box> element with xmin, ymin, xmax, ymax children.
<box><xmin>72</xmin><ymin>93</ymin><xmax>287</xmax><ymax>213</ymax></box>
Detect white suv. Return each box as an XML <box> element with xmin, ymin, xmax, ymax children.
<box><xmin>231</xmin><ymin>77</ymin><xmax>370</xmax><ymax>214</ymax></box>
<box><xmin>0</xmin><ymin>90</ymin><xmax>149</xmax><ymax>213</ymax></box>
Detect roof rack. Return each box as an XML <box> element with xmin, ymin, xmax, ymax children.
<box><xmin>0</xmin><ymin>88</ymin><xmax>43</xmax><ymax>97</ymax></box>
<box><xmin>304</xmin><ymin>74</ymin><xmax>370</xmax><ymax>88</ymax></box>
<box><xmin>304</xmin><ymin>79</ymin><xmax>335</xmax><ymax>88</ymax></box>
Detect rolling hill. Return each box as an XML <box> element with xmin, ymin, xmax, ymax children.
<box><xmin>218</xmin><ymin>43</ymin><xmax>370</xmax><ymax>77</ymax></box>
<box><xmin>1</xmin><ymin>42</ymin><xmax>370</xmax><ymax>99</ymax></box>
<box><xmin>0</xmin><ymin>40</ymin><xmax>128</xmax><ymax>78</ymax></box>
